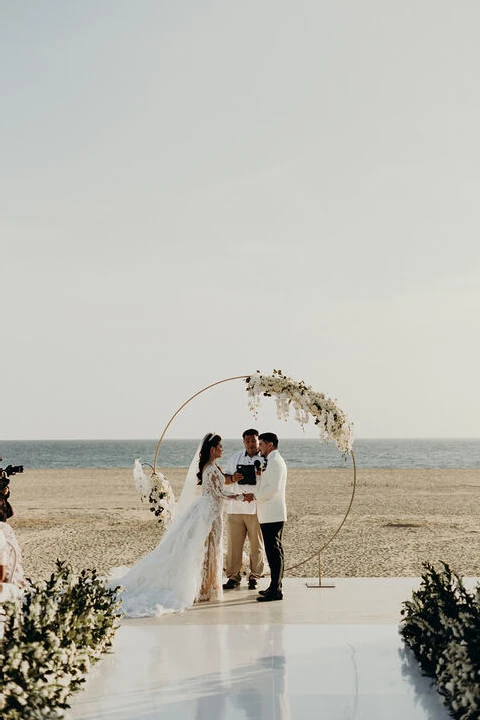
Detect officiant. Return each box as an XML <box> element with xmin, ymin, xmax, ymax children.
<box><xmin>223</xmin><ymin>429</ymin><xmax>265</xmax><ymax>590</ymax></box>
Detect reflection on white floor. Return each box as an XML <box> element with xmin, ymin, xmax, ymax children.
<box><xmin>67</xmin><ymin>623</ymin><xmax>450</xmax><ymax>720</ymax></box>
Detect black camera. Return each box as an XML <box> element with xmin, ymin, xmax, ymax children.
<box><xmin>0</xmin><ymin>463</ymin><xmax>24</xmax><ymax>492</ymax></box>
<box><xmin>1</xmin><ymin>464</ymin><xmax>24</xmax><ymax>478</ymax></box>
<box><xmin>0</xmin><ymin>461</ymin><xmax>22</xmax><ymax>519</ymax></box>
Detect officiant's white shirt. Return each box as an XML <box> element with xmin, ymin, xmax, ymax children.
<box><xmin>223</xmin><ymin>450</ymin><xmax>261</xmax><ymax>515</ymax></box>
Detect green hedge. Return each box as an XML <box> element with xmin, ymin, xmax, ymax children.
<box><xmin>0</xmin><ymin>560</ymin><xmax>122</xmax><ymax>719</ymax></box>
<box><xmin>400</xmin><ymin>562</ymin><xmax>480</xmax><ymax>719</ymax></box>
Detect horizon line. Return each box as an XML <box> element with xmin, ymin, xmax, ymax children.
<box><xmin>2</xmin><ymin>437</ymin><xmax>479</xmax><ymax>443</ymax></box>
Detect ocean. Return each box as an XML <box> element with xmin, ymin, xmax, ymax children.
<box><xmin>1</xmin><ymin>438</ymin><xmax>479</xmax><ymax>470</ymax></box>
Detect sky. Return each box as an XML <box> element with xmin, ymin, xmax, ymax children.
<box><xmin>2</xmin><ymin>1</ymin><xmax>480</xmax><ymax>441</ymax></box>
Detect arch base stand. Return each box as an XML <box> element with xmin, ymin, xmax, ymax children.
<box><xmin>305</xmin><ymin>553</ymin><xmax>335</xmax><ymax>589</ymax></box>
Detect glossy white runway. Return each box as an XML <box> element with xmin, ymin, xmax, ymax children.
<box><xmin>66</xmin><ymin>578</ymin><xmax>457</xmax><ymax>720</ymax></box>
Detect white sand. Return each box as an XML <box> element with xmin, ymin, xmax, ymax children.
<box><xmin>8</xmin><ymin>467</ymin><xmax>480</xmax><ymax>580</ymax></box>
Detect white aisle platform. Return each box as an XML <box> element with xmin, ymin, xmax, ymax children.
<box><xmin>66</xmin><ymin>578</ymin><xmax>455</xmax><ymax>720</ymax></box>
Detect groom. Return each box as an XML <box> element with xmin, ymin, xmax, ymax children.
<box><xmin>243</xmin><ymin>432</ymin><xmax>287</xmax><ymax>602</ymax></box>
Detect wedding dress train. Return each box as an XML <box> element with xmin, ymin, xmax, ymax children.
<box><xmin>112</xmin><ymin>464</ymin><xmax>228</xmax><ymax>618</ymax></box>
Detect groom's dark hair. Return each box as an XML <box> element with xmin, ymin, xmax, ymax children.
<box><xmin>242</xmin><ymin>428</ymin><xmax>258</xmax><ymax>438</ymax></box>
<box><xmin>258</xmin><ymin>432</ymin><xmax>278</xmax><ymax>448</ymax></box>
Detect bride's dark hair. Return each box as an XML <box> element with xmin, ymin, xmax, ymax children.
<box><xmin>196</xmin><ymin>433</ymin><xmax>221</xmax><ymax>484</ymax></box>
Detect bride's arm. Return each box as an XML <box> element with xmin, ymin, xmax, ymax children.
<box><xmin>210</xmin><ymin>467</ymin><xmax>243</xmax><ymax>500</ymax></box>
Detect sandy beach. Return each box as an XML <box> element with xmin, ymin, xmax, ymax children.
<box><xmin>7</xmin><ymin>467</ymin><xmax>480</xmax><ymax>581</ymax></box>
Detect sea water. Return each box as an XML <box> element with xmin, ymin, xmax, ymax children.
<box><xmin>1</xmin><ymin>438</ymin><xmax>479</xmax><ymax>469</ymax></box>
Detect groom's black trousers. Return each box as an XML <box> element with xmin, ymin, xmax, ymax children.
<box><xmin>260</xmin><ymin>521</ymin><xmax>284</xmax><ymax>592</ymax></box>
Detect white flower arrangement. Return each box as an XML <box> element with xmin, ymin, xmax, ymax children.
<box><xmin>245</xmin><ymin>369</ymin><xmax>353</xmax><ymax>453</ymax></box>
<box><xmin>133</xmin><ymin>459</ymin><xmax>176</xmax><ymax>525</ymax></box>
<box><xmin>401</xmin><ymin>562</ymin><xmax>480</xmax><ymax>719</ymax></box>
<box><xmin>0</xmin><ymin>561</ymin><xmax>121</xmax><ymax>719</ymax></box>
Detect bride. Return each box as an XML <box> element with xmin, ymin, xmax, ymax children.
<box><xmin>113</xmin><ymin>433</ymin><xmax>244</xmax><ymax>617</ymax></box>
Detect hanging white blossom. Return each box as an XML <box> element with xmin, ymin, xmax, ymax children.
<box><xmin>133</xmin><ymin>459</ymin><xmax>150</xmax><ymax>496</ymax></box>
<box><xmin>133</xmin><ymin>459</ymin><xmax>176</xmax><ymax>526</ymax></box>
<box><xmin>245</xmin><ymin>369</ymin><xmax>354</xmax><ymax>453</ymax></box>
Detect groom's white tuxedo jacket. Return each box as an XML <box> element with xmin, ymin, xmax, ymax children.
<box><xmin>254</xmin><ymin>449</ymin><xmax>287</xmax><ymax>524</ymax></box>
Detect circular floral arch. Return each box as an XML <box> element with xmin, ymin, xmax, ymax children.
<box><xmin>146</xmin><ymin>370</ymin><xmax>356</xmax><ymax>575</ymax></box>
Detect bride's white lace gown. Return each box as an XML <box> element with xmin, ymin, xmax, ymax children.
<box><xmin>114</xmin><ymin>463</ymin><xmax>230</xmax><ymax>618</ymax></box>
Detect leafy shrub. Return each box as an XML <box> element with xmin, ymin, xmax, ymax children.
<box><xmin>0</xmin><ymin>560</ymin><xmax>122</xmax><ymax>719</ymax></box>
<box><xmin>400</xmin><ymin>562</ymin><xmax>480</xmax><ymax>719</ymax></box>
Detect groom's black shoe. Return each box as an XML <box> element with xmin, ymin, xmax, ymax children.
<box><xmin>223</xmin><ymin>579</ymin><xmax>240</xmax><ymax>590</ymax></box>
<box><xmin>257</xmin><ymin>587</ymin><xmax>271</xmax><ymax>596</ymax></box>
<box><xmin>256</xmin><ymin>590</ymin><xmax>283</xmax><ymax>602</ymax></box>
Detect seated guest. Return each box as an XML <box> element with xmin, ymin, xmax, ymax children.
<box><xmin>0</xmin><ymin>496</ymin><xmax>26</xmax><ymax>589</ymax></box>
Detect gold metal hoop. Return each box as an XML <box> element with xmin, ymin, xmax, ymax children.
<box><xmin>153</xmin><ymin>375</ymin><xmax>356</xmax><ymax>574</ymax></box>
<box><xmin>153</xmin><ymin>375</ymin><xmax>249</xmax><ymax>474</ymax></box>
<box><xmin>285</xmin><ymin>450</ymin><xmax>356</xmax><ymax>573</ymax></box>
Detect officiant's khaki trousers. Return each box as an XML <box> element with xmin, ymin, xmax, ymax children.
<box><xmin>225</xmin><ymin>513</ymin><xmax>265</xmax><ymax>582</ymax></box>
